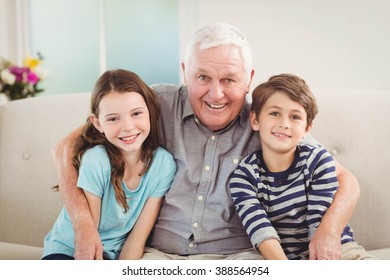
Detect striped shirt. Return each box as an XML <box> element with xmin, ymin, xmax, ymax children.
<box><xmin>229</xmin><ymin>144</ymin><xmax>354</xmax><ymax>259</ymax></box>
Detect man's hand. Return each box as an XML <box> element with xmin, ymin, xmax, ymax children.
<box><xmin>308</xmin><ymin>160</ymin><xmax>359</xmax><ymax>260</ymax></box>
<box><xmin>74</xmin><ymin>223</ymin><xmax>103</xmax><ymax>260</ymax></box>
<box><xmin>309</xmin><ymin>226</ymin><xmax>341</xmax><ymax>260</ymax></box>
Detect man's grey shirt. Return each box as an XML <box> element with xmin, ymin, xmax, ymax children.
<box><xmin>149</xmin><ymin>84</ymin><xmax>260</xmax><ymax>255</ymax></box>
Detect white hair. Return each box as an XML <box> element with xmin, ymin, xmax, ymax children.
<box><xmin>183</xmin><ymin>22</ymin><xmax>253</xmax><ymax>81</ymax></box>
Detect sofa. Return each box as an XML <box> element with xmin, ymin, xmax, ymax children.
<box><xmin>0</xmin><ymin>90</ymin><xmax>389</xmax><ymax>260</ymax></box>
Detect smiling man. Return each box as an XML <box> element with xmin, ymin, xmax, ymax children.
<box><xmin>53</xmin><ymin>22</ymin><xmax>361</xmax><ymax>260</ymax></box>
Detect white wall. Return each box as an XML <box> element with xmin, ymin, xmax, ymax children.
<box><xmin>104</xmin><ymin>0</ymin><xmax>179</xmax><ymax>85</ymax></box>
<box><xmin>2</xmin><ymin>0</ymin><xmax>389</xmax><ymax>93</ymax></box>
<box><xmin>28</xmin><ymin>0</ymin><xmax>179</xmax><ymax>95</ymax></box>
<box><xmin>179</xmin><ymin>0</ymin><xmax>390</xmax><ymax>92</ymax></box>
<box><xmin>29</xmin><ymin>0</ymin><xmax>101</xmax><ymax>95</ymax></box>
<box><xmin>0</xmin><ymin>0</ymin><xmax>29</xmax><ymax>64</ymax></box>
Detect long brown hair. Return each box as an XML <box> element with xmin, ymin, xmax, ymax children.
<box><xmin>73</xmin><ymin>69</ymin><xmax>160</xmax><ymax>212</ymax></box>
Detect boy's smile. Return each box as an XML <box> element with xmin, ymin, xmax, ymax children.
<box><xmin>251</xmin><ymin>91</ymin><xmax>311</xmax><ymax>156</ymax></box>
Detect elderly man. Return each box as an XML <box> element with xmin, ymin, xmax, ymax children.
<box><xmin>53</xmin><ymin>23</ymin><xmax>360</xmax><ymax>260</ymax></box>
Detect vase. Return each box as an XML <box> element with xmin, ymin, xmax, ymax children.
<box><xmin>0</xmin><ymin>93</ymin><xmax>10</xmax><ymax>106</ymax></box>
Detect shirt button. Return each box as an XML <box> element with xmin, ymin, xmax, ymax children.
<box><xmin>204</xmin><ymin>165</ymin><xmax>210</xmax><ymax>171</ymax></box>
<box><xmin>277</xmin><ymin>179</ymin><xmax>283</xmax><ymax>185</ymax></box>
<box><xmin>198</xmin><ymin>195</ymin><xmax>204</xmax><ymax>201</ymax></box>
<box><xmin>211</xmin><ymin>135</ymin><xmax>216</xmax><ymax>141</ymax></box>
<box><xmin>233</xmin><ymin>158</ymin><xmax>239</xmax><ymax>164</ymax></box>
<box><xmin>193</xmin><ymin>223</ymin><xmax>199</xmax><ymax>228</ymax></box>
<box><xmin>188</xmin><ymin>243</ymin><xmax>194</xmax><ymax>248</ymax></box>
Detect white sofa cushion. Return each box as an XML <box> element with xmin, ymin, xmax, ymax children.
<box><xmin>0</xmin><ymin>242</ymin><xmax>43</xmax><ymax>260</ymax></box>
<box><xmin>0</xmin><ymin>93</ymin><xmax>91</xmax><ymax>249</ymax></box>
<box><xmin>311</xmin><ymin>90</ymin><xmax>390</xmax><ymax>251</ymax></box>
<box><xmin>0</xmin><ymin>90</ymin><xmax>389</xmax><ymax>259</ymax></box>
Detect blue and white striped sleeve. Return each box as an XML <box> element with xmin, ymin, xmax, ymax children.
<box><xmin>229</xmin><ymin>156</ymin><xmax>279</xmax><ymax>250</ymax></box>
<box><xmin>306</xmin><ymin>146</ymin><xmax>338</xmax><ymax>239</ymax></box>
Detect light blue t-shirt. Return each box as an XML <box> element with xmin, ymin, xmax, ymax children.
<box><xmin>42</xmin><ymin>145</ymin><xmax>176</xmax><ymax>260</ymax></box>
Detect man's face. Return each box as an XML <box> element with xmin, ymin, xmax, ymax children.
<box><xmin>183</xmin><ymin>46</ymin><xmax>253</xmax><ymax>131</ymax></box>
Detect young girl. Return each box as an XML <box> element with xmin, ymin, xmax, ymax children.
<box><xmin>42</xmin><ymin>69</ymin><xmax>176</xmax><ymax>260</ymax></box>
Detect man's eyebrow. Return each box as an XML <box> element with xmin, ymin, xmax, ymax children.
<box><xmin>194</xmin><ymin>67</ymin><xmax>208</xmax><ymax>74</ymax></box>
<box><xmin>222</xmin><ymin>72</ymin><xmax>239</xmax><ymax>79</ymax></box>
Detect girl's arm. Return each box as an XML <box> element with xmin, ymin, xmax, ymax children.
<box><xmin>82</xmin><ymin>190</ymin><xmax>102</xmax><ymax>230</ymax></box>
<box><xmin>258</xmin><ymin>239</ymin><xmax>288</xmax><ymax>260</ymax></box>
<box><xmin>119</xmin><ymin>197</ymin><xmax>163</xmax><ymax>260</ymax></box>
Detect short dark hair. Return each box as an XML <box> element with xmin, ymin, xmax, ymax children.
<box><xmin>251</xmin><ymin>73</ymin><xmax>318</xmax><ymax>128</ymax></box>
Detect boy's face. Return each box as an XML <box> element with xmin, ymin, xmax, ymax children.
<box><xmin>250</xmin><ymin>91</ymin><xmax>312</xmax><ymax>155</ymax></box>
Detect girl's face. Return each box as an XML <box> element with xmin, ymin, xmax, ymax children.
<box><xmin>91</xmin><ymin>91</ymin><xmax>150</xmax><ymax>157</ymax></box>
<box><xmin>250</xmin><ymin>91</ymin><xmax>311</xmax><ymax>155</ymax></box>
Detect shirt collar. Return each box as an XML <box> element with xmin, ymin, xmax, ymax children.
<box><xmin>182</xmin><ymin>86</ymin><xmax>195</xmax><ymax>121</ymax></box>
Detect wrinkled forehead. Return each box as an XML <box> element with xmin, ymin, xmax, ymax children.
<box><xmin>188</xmin><ymin>46</ymin><xmax>251</xmax><ymax>81</ymax></box>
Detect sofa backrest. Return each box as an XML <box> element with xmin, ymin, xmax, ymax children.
<box><xmin>1</xmin><ymin>90</ymin><xmax>389</xmax><ymax>251</ymax></box>
<box><xmin>0</xmin><ymin>93</ymin><xmax>91</xmax><ymax>247</ymax></box>
<box><xmin>311</xmin><ymin>89</ymin><xmax>390</xmax><ymax>250</ymax></box>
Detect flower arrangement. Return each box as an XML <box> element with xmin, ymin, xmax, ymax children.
<box><xmin>0</xmin><ymin>53</ymin><xmax>48</xmax><ymax>101</ymax></box>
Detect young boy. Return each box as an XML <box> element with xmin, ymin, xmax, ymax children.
<box><xmin>229</xmin><ymin>73</ymin><xmax>373</xmax><ymax>260</ymax></box>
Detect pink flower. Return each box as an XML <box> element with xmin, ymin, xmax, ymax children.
<box><xmin>9</xmin><ymin>66</ymin><xmax>39</xmax><ymax>85</ymax></box>
<box><xmin>1</xmin><ymin>54</ymin><xmax>47</xmax><ymax>100</ymax></box>
<box><xmin>9</xmin><ymin>66</ymin><xmax>29</xmax><ymax>82</ymax></box>
<box><xmin>27</xmin><ymin>70</ymin><xmax>39</xmax><ymax>85</ymax></box>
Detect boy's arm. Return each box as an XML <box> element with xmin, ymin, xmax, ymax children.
<box><xmin>119</xmin><ymin>197</ymin><xmax>163</xmax><ymax>260</ymax></box>
<box><xmin>309</xmin><ymin>160</ymin><xmax>360</xmax><ymax>260</ymax></box>
<box><xmin>52</xmin><ymin>127</ymin><xmax>103</xmax><ymax>260</ymax></box>
<box><xmin>229</xmin><ymin>161</ymin><xmax>283</xmax><ymax>259</ymax></box>
<box><xmin>258</xmin><ymin>239</ymin><xmax>288</xmax><ymax>260</ymax></box>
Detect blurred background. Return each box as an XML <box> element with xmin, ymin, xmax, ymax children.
<box><xmin>1</xmin><ymin>0</ymin><xmax>389</xmax><ymax>96</ymax></box>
